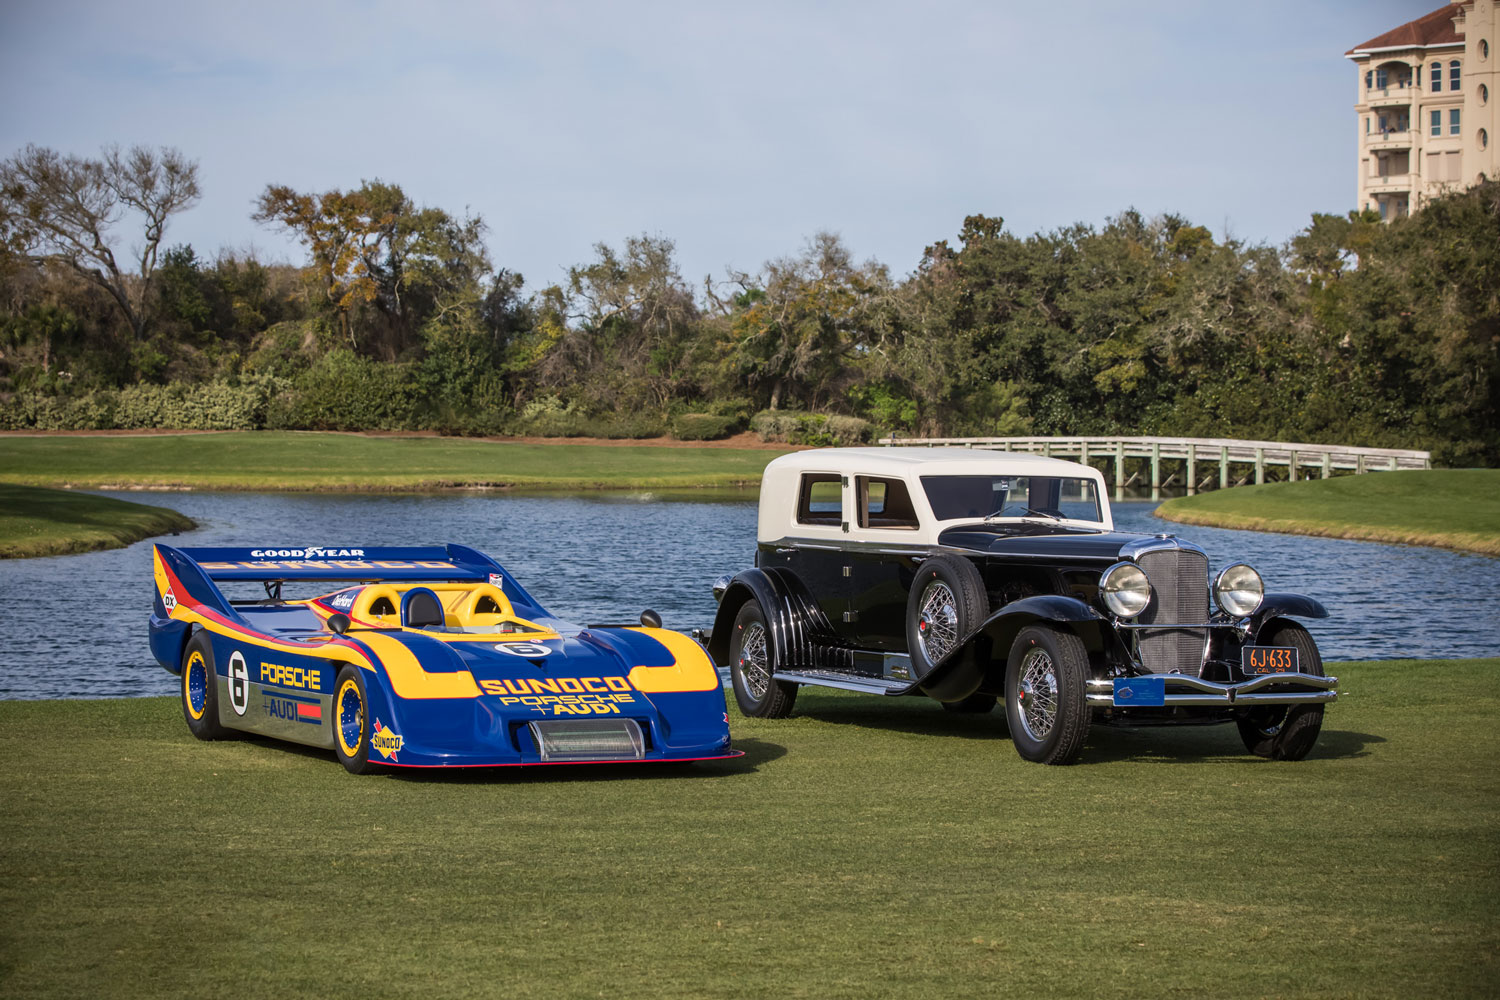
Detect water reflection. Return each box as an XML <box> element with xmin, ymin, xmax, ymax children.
<box><xmin>0</xmin><ymin>491</ymin><xmax>1492</xmax><ymax>700</ymax></box>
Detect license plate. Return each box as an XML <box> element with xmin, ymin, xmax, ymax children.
<box><xmin>1242</xmin><ymin>646</ymin><xmax>1300</xmax><ymax>675</ymax></box>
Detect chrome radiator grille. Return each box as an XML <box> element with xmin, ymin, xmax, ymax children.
<box><xmin>1136</xmin><ymin>549</ymin><xmax>1209</xmax><ymax>676</ymax></box>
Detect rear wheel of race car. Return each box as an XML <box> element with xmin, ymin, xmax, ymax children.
<box><xmin>729</xmin><ymin>600</ymin><xmax>797</xmax><ymax>719</ymax></box>
<box><xmin>181</xmin><ymin>631</ymin><xmax>229</xmax><ymax>740</ymax></box>
<box><xmin>906</xmin><ymin>555</ymin><xmax>987</xmax><ymax>678</ymax></box>
<box><xmin>333</xmin><ymin>665</ymin><xmax>377</xmax><ymax>774</ymax></box>
<box><xmin>1004</xmin><ymin>625</ymin><xmax>1090</xmax><ymax>765</ymax></box>
<box><xmin>1236</xmin><ymin>620</ymin><xmax>1325</xmax><ymax>761</ymax></box>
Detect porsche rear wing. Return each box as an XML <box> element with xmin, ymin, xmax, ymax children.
<box><xmin>175</xmin><ymin>544</ymin><xmax>504</xmax><ymax>583</ymax></box>
<box><xmin>152</xmin><ymin>543</ymin><xmax>549</xmax><ymax>621</ymax></box>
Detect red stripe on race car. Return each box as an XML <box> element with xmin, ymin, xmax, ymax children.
<box><xmin>298</xmin><ymin>703</ymin><xmax>322</xmax><ymax>721</ymax></box>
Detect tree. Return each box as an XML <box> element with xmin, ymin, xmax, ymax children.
<box><xmin>252</xmin><ymin>184</ymin><xmax>390</xmax><ymax>348</ymax></box>
<box><xmin>0</xmin><ymin>143</ymin><xmax>201</xmax><ymax>340</ymax></box>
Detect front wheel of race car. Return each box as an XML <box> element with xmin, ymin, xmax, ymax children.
<box><xmin>181</xmin><ymin>631</ymin><xmax>229</xmax><ymax>740</ymax></box>
<box><xmin>1004</xmin><ymin>625</ymin><xmax>1090</xmax><ymax>765</ymax></box>
<box><xmin>729</xmin><ymin>600</ymin><xmax>798</xmax><ymax>718</ymax></box>
<box><xmin>333</xmin><ymin>665</ymin><xmax>378</xmax><ymax>774</ymax></box>
<box><xmin>1236</xmin><ymin>620</ymin><xmax>1325</xmax><ymax>761</ymax></box>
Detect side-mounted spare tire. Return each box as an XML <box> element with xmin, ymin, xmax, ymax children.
<box><xmin>906</xmin><ymin>555</ymin><xmax>988</xmax><ymax>678</ymax></box>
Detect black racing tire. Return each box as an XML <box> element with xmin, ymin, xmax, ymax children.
<box><xmin>333</xmin><ymin>665</ymin><xmax>378</xmax><ymax>774</ymax></box>
<box><xmin>181</xmin><ymin>631</ymin><xmax>230</xmax><ymax>740</ymax></box>
<box><xmin>942</xmin><ymin>692</ymin><xmax>998</xmax><ymax>714</ymax></box>
<box><xmin>1004</xmin><ymin>625</ymin><xmax>1090</xmax><ymax>765</ymax></box>
<box><xmin>906</xmin><ymin>555</ymin><xmax>988</xmax><ymax>677</ymax></box>
<box><xmin>1236</xmin><ymin>620</ymin><xmax>1325</xmax><ymax>761</ymax></box>
<box><xmin>728</xmin><ymin>600</ymin><xmax>797</xmax><ymax>719</ymax></box>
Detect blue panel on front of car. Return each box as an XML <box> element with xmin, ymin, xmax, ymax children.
<box><xmin>1113</xmin><ymin>675</ymin><xmax>1166</xmax><ymax>707</ymax></box>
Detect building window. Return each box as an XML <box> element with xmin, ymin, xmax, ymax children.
<box><xmin>1365</xmin><ymin>69</ymin><xmax>1373</xmax><ymax>89</ymax></box>
<box><xmin>1431</xmin><ymin>61</ymin><xmax>1442</xmax><ymax>90</ymax></box>
<box><xmin>1376</xmin><ymin>67</ymin><xmax>1388</xmax><ymax>89</ymax></box>
<box><xmin>1432</xmin><ymin>109</ymin><xmax>1443</xmax><ymax>136</ymax></box>
<box><xmin>1480</xmin><ymin>83</ymin><xmax>1489</xmax><ymax>106</ymax></box>
<box><xmin>1481</xmin><ymin>128</ymin><xmax>1490</xmax><ymax>151</ymax></box>
<box><xmin>1366</xmin><ymin>116</ymin><xmax>1371</xmax><ymax>133</ymax></box>
<box><xmin>1480</xmin><ymin>39</ymin><xmax>1488</xmax><ymax>60</ymax></box>
<box><xmin>1451</xmin><ymin>109</ymin><xmax>1462</xmax><ymax>135</ymax></box>
<box><xmin>1450</xmin><ymin>60</ymin><xmax>1461</xmax><ymax>90</ymax></box>
<box><xmin>1417</xmin><ymin>65</ymin><xmax>1422</xmax><ymax>86</ymax></box>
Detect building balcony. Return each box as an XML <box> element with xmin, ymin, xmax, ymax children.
<box><xmin>1365</xmin><ymin>128</ymin><xmax>1414</xmax><ymax>150</ymax></box>
<box><xmin>1366</xmin><ymin>85</ymin><xmax>1418</xmax><ymax>107</ymax></box>
<box><xmin>1366</xmin><ymin>174</ymin><xmax>1413</xmax><ymax>194</ymax></box>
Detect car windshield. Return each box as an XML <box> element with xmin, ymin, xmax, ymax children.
<box><xmin>920</xmin><ymin>475</ymin><xmax>1103</xmax><ymax>524</ymax></box>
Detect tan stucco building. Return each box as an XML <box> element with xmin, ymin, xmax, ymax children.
<box><xmin>1347</xmin><ymin>1</ymin><xmax>1498</xmax><ymax>219</ymax></box>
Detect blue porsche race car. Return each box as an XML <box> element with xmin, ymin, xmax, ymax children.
<box><xmin>149</xmin><ymin>543</ymin><xmax>740</xmax><ymax>773</ymax></box>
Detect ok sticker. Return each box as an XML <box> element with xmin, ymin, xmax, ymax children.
<box><xmin>494</xmin><ymin>642</ymin><xmax>551</xmax><ymax>657</ymax></box>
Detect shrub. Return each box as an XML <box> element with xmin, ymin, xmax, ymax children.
<box><xmin>750</xmin><ymin>410</ymin><xmax>871</xmax><ymax>446</ymax></box>
<box><xmin>270</xmin><ymin>351</ymin><xmax>418</xmax><ymax>430</ymax></box>
<box><xmin>671</xmin><ymin>413</ymin><xmax>738</xmax><ymax>441</ymax></box>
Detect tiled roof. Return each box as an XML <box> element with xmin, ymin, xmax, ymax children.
<box><xmin>1347</xmin><ymin>4</ymin><xmax>1463</xmax><ymax>54</ymax></box>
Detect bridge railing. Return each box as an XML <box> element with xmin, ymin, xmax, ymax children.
<box><xmin>877</xmin><ymin>435</ymin><xmax>1431</xmax><ymax>495</ymax></box>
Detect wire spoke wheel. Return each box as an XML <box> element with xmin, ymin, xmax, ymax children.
<box><xmin>740</xmin><ymin>621</ymin><xmax>770</xmax><ymax>701</ymax></box>
<box><xmin>916</xmin><ymin>582</ymin><xmax>960</xmax><ymax>662</ymax></box>
<box><xmin>1016</xmin><ymin>647</ymin><xmax>1059</xmax><ymax>741</ymax></box>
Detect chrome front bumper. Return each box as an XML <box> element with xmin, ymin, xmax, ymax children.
<box><xmin>1088</xmin><ymin>672</ymin><xmax>1339</xmax><ymax>709</ymax></box>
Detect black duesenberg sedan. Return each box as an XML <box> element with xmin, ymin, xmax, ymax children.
<box><xmin>706</xmin><ymin>448</ymin><xmax>1337</xmax><ymax>764</ymax></box>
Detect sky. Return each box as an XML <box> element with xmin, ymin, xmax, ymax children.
<box><xmin>0</xmin><ymin>0</ymin><xmax>1432</xmax><ymax>292</ymax></box>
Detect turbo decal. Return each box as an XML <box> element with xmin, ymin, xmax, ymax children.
<box><xmin>371</xmin><ymin>719</ymin><xmax>404</xmax><ymax>759</ymax></box>
<box><xmin>227</xmin><ymin>651</ymin><xmax>250</xmax><ymax>716</ymax></box>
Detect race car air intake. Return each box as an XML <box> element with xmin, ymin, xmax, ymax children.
<box><xmin>528</xmin><ymin>719</ymin><xmax>646</xmax><ymax>761</ymax></box>
<box><xmin>1136</xmin><ymin>548</ymin><xmax>1209</xmax><ymax>677</ymax></box>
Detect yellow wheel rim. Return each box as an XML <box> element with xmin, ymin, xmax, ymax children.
<box><xmin>336</xmin><ymin>677</ymin><xmax>365</xmax><ymax>757</ymax></box>
<box><xmin>183</xmin><ymin>649</ymin><xmax>207</xmax><ymax>721</ymax></box>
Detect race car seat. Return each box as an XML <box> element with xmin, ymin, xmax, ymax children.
<box><xmin>400</xmin><ymin>587</ymin><xmax>446</xmax><ymax>629</ymax></box>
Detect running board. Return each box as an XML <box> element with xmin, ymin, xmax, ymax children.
<box><xmin>773</xmin><ymin>670</ymin><xmax>915</xmax><ymax>696</ymax></box>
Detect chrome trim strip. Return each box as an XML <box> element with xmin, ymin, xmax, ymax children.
<box><xmin>1085</xmin><ymin>672</ymin><xmax>1339</xmax><ymax>707</ymax></box>
<box><xmin>1115</xmin><ymin>621</ymin><xmax>1245</xmax><ymax>630</ymax></box>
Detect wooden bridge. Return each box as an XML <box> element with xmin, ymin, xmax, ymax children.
<box><xmin>877</xmin><ymin>435</ymin><xmax>1432</xmax><ymax>498</ymax></box>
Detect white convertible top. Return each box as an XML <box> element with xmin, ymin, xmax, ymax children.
<box><xmin>758</xmin><ymin>447</ymin><xmax>1113</xmax><ymax>543</ymax></box>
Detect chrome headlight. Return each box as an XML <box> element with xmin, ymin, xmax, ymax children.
<box><xmin>1214</xmin><ymin>563</ymin><xmax>1264</xmax><ymax>617</ymax></box>
<box><xmin>1100</xmin><ymin>562</ymin><xmax>1151</xmax><ymax>618</ymax></box>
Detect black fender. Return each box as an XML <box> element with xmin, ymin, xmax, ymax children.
<box><xmin>898</xmin><ymin>595</ymin><xmax>1110</xmax><ymax>702</ymax></box>
<box><xmin>706</xmin><ymin>568</ymin><xmax>837</xmax><ymax>671</ymax></box>
<box><xmin>1255</xmin><ymin>592</ymin><xmax>1329</xmax><ymax>626</ymax></box>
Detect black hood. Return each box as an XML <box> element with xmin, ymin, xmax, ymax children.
<box><xmin>937</xmin><ymin>525</ymin><xmax>1162</xmax><ymax>563</ymax></box>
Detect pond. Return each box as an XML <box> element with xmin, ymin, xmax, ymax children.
<box><xmin>1</xmin><ymin>490</ymin><xmax>1495</xmax><ymax>700</ymax></box>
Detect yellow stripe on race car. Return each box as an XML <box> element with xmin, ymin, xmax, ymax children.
<box><xmin>625</xmin><ymin>628</ymin><xmax>721</xmax><ymax>693</ymax></box>
<box><xmin>354</xmin><ymin>631</ymin><xmax>481</xmax><ymax>700</ymax></box>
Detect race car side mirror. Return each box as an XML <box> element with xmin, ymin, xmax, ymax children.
<box><xmin>328</xmin><ymin>612</ymin><xmax>351</xmax><ymax>635</ymax></box>
<box><xmin>639</xmin><ymin>609</ymin><xmax>662</xmax><ymax>629</ymax></box>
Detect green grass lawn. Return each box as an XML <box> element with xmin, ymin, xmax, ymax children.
<box><xmin>1157</xmin><ymin>469</ymin><xmax>1500</xmax><ymax>556</ymax></box>
<box><xmin>0</xmin><ymin>484</ymin><xmax>195</xmax><ymax>558</ymax></box>
<box><xmin>0</xmin><ymin>432</ymin><xmax>792</xmax><ymax>491</ymax></box>
<box><xmin>1</xmin><ymin>660</ymin><xmax>1495</xmax><ymax>999</ymax></box>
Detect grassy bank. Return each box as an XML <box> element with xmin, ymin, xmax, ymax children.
<box><xmin>0</xmin><ymin>432</ymin><xmax>793</xmax><ymax>491</ymax></box>
<box><xmin>0</xmin><ymin>484</ymin><xmax>195</xmax><ymax>559</ymax></box>
<box><xmin>1157</xmin><ymin>469</ymin><xmax>1500</xmax><ymax>556</ymax></box>
<box><xmin>1</xmin><ymin>660</ymin><xmax>1496</xmax><ymax>999</ymax></box>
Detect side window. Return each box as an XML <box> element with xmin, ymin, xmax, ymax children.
<box><xmin>1431</xmin><ymin>61</ymin><xmax>1442</xmax><ymax>91</ymax></box>
<box><xmin>796</xmin><ymin>474</ymin><xmax>843</xmax><ymax>527</ymax></box>
<box><xmin>858</xmin><ymin>476</ymin><xmax>920</xmax><ymax>530</ymax></box>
